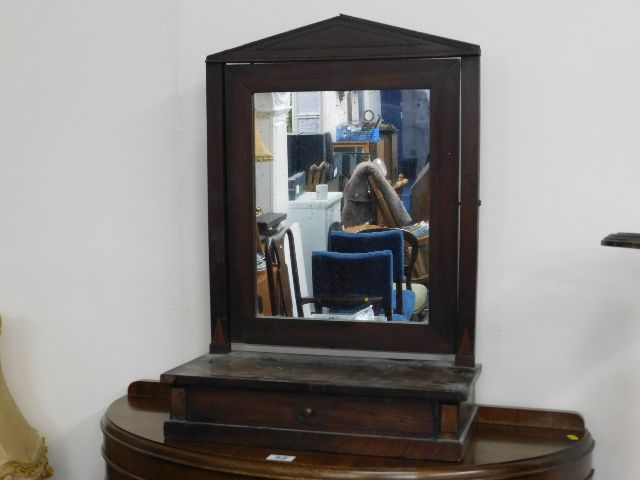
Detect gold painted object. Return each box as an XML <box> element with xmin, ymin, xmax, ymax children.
<box><xmin>254</xmin><ymin>117</ymin><xmax>274</xmax><ymax>163</ymax></box>
<box><xmin>0</xmin><ymin>317</ymin><xmax>53</xmax><ymax>479</ymax></box>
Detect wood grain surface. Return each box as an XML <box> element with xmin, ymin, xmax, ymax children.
<box><xmin>161</xmin><ymin>352</ymin><xmax>479</xmax><ymax>401</ymax></box>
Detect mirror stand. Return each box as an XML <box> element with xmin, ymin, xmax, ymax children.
<box><xmin>103</xmin><ymin>16</ymin><xmax>594</xmax><ymax>478</ymax></box>
<box><xmin>160</xmin><ymin>15</ymin><xmax>482</xmax><ymax>461</ymax></box>
<box><xmin>101</xmin><ymin>16</ymin><xmax>596</xmax><ymax>480</ymax></box>
<box><xmin>162</xmin><ymin>351</ymin><xmax>480</xmax><ymax>460</ymax></box>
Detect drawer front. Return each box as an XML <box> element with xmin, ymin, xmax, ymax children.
<box><xmin>185</xmin><ymin>387</ymin><xmax>436</xmax><ymax>437</ymax></box>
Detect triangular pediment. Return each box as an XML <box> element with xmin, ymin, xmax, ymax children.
<box><xmin>207</xmin><ymin>15</ymin><xmax>480</xmax><ymax>63</ymax></box>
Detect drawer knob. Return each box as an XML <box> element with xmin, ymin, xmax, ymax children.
<box><xmin>301</xmin><ymin>407</ymin><xmax>314</xmax><ymax>418</ymax></box>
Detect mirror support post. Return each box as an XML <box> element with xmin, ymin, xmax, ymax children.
<box><xmin>455</xmin><ymin>56</ymin><xmax>480</xmax><ymax>367</ymax></box>
<box><xmin>207</xmin><ymin>61</ymin><xmax>231</xmax><ymax>353</ymax></box>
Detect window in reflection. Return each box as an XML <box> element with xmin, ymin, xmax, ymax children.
<box><xmin>255</xmin><ymin>90</ymin><xmax>431</xmax><ymax>324</ymax></box>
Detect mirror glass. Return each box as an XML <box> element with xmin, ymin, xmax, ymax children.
<box><xmin>255</xmin><ymin>90</ymin><xmax>431</xmax><ymax>323</ymax></box>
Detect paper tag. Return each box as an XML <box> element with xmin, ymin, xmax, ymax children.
<box><xmin>266</xmin><ymin>454</ymin><xmax>296</xmax><ymax>462</ymax></box>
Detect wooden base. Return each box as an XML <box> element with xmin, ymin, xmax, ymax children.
<box><xmin>165</xmin><ymin>407</ymin><xmax>476</xmax><ymax>461</ymax></box>
<box><xmin>102</xmin><ymin>384</ymin><xmax>594</xmax><ymax>479</ymax></box>
<box><xmin>161</xmin><ymin>352</ymin><xmax>480</xmax><ymax>461</ymax></box>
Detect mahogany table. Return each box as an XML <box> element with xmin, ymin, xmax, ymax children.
<box><xmin>101</xmin><ymin>383</ymin><xmax>594</xmax><ymax>479</ymax></box>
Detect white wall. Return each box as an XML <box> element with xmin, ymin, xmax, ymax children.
<box><xmin>0</xmin><ymin>1</ymin><xmax>210</xmax><ymax>478</ymax></box>
<box><xmin>1</xmin><ymin>1</ymin><xmax>639</xmax><ymax>478</ymax></box>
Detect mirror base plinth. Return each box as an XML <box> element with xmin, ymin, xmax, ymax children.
<box><xmin>164</xmin><ymin>414</ymin><xmax>476</xmax><ymax>461</ymax></box>
<box><xmin>160</xmin><ymin>351</ymin><xmax>480</xmax><ymax>461</ymax></box>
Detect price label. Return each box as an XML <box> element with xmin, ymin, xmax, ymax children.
<box><xmin>266</xmin><ymin>454</ymin><xmax>296</xmax><ymax>462</ymax></box>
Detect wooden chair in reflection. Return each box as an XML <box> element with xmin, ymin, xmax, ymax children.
<box><xmin>264</xmin><ymin>227</ymin><xmax>388</xmax><ymax>319</ymax></box>
<box><xmin>328</xmin><ymin>229</ymin><xmax>420</xmax><ymax>320</ymax></box>
<box><xmin>408</xmin><ymin>163</ymin><xmax>431</xmax><ymax>286</ymax></box>
<box><xmin>367</xmin><ymin>173</ymin><xmax>404</xmax><ymax>228</ymax></box>
<box><xmin>349</xmin><ymin>164</ymin><xmax>430</xmax><ymax>301</ymax></box>
<box><xmin>391</xmin><ymin>173</ymin><xmax>409</xmax><ymax>195</ymax></box>
<box><xmin>264</xmin><ymin>228</ymin><xmax>300</xmax><ymax>317</ymax></box>
<box><xmin>338</xmin><ymin>225</ymin><xmax>429</xmax><ymax>319</ymax></box>
<box><xmin>306</xmin><ymin>161</ymin><xmax>329</xmax><ymax>193</ymax></box>
<box><xmin>255</xmin><ymin>212</ymin><xmax>267</xmax><ymax>313</ymax></box>
<box><xmin>311</xmin><ymin>250</ymin><xmax>393</xmax><ymax>321</ymax></box>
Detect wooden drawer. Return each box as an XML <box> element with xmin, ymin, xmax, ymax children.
<box><xmin>179</xmin><ymin>387</ymin><xmax>436</xmax><ymax>438</ymax></box>
<box><xmin>163</xmin><ymin>353</ymin><xmax>480</xmax><ymax>460</ymax></box>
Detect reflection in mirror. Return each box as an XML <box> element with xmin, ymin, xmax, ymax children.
<box><xmin>255</xmin><ymin>90</ymin><xmax>431</xmax><ymax>324</ymax></box>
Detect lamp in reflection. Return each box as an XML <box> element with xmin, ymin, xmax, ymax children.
<box><xmin>254</xmin><ymin>117</ymin><xmax>274</xmax><ymax>163</ymax></box>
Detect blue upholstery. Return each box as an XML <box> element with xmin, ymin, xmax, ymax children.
<box><xmin>327</xmin><ymin>230</ymin><xmax>416</xmax><ymax>321</ymax></box>
<box><xmin>392</xmin><ymin>290</ymin><xmax>415</xmax><ymax>320</ymax></box>
<box><xmin>329</xmin><ymin>230</ymin><xmax>404</xmax><ymax>282</ymax></box>
<box><xmin>312</xmin><ymin>250</ymin><xmax>393</xmax><ymax>318</ymax></box>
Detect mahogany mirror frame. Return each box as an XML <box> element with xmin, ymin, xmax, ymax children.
<box><xmin>205</xmin><ymin>16</ymin><xmax>480</xmax><ymax>366</ymax></box>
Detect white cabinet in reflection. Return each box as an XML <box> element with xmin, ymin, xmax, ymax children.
<box><xmin>287</xmin><ymin>191</ymin><xmax>342</xmax><ymax>296</ymax></box>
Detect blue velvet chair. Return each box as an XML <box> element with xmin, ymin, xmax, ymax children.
<box><xmin>311</xmin><ymin>250</ymin><xmax>395</xmax><ymax>321</ymax></box>
<box><xmin>328</xmin><ymin>230</ymin><xmax>416</xmax><ymax>321</ymax></box>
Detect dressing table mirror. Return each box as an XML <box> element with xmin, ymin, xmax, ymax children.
<box><xmin>104</xmin><ymin>16</ymin><xmax>593</xmax><ymax>477</ymax></box>
<box><xmin>159</xmin><ymin>15</ymin><xmax>481</xmax><ymax>460</ymax></box>
<box><xmin>213</xmin><ymin>15</ymin><xmax>480</xmax><ymax>363</ymax></box>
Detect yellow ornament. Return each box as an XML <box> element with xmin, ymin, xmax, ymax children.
<box><xmin>0</xmin><ymin>316</ymin><xmax>53</xmax><ymax>479</ymax></box>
